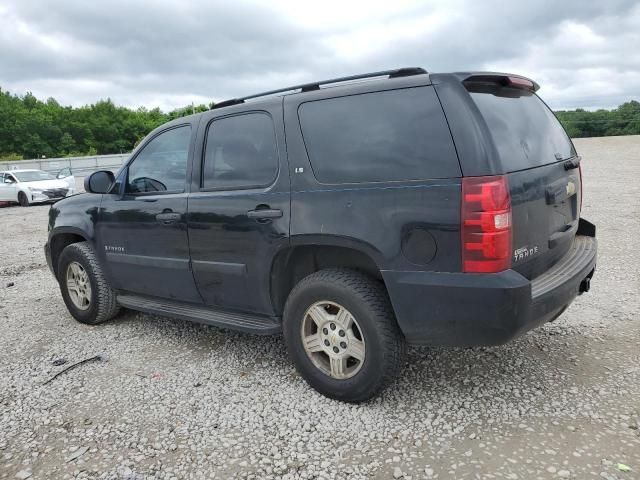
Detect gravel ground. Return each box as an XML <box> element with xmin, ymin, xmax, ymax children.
<box><xmin>1</xmin><ymin>136</ymin><xmax>639</xmax><ymax>480</ymax></box>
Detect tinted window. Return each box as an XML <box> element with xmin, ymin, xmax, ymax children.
<box><xmin>127</xmin><ymin>126</ymin><xmax>191</xmax><ymax>193</ymax></box>
<box><xmin>298</xmin><ymin>87</ymin><xmax>460</xmax><ymax>183</ymax></box>
<box><xmin>467</xmin><ymin>84</ymin><xmax>576</xmax><ymax>172</ymax></box>
<box><xmin>203</xmin><ymin>113</ymin><xmax>278</xmax><ymax>189</ymax></box>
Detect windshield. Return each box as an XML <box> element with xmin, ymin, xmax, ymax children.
<box><xmin>12</xmin><ymin>170</ymin><xmax>56</xmax><ymax>182</ymax></box>
<box><xmin>466</xmin><ymin>83</ymin><xmax>576</xmax><ymax>172</ymax></box>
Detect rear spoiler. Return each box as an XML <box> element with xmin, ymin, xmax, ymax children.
<box><xmin>462</xmin><ymin>73</ymin><xmax>540</xmax><ymax>92</ymax></box>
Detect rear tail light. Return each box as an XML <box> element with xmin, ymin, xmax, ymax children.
<box><xmin>461</xmin><ymin>175</ymin><xmax>512</xmax><ymax>273</ymax></box>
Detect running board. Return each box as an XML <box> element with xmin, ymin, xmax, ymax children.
<box><xmin>117</xmin><ymin>294</ymin><xmax>281</xmax><ymax>335</ymax></box>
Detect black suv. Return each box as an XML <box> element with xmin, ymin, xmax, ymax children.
<box><xmin>45</xmin><ymin>68</ymin><xmax>597</xmax><ymax>402</ymax></box>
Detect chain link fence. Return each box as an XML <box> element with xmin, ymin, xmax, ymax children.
<box><xmin>0</xmin><ymin>154</ymin><xmax>129</xmax><ymax>176</ymax></box>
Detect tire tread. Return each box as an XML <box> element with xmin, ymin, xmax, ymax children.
<box><xmin>284</xmin><ymin>268</ymin><xmax>406</xmax><ymax>401</ymax></box>
<box><xmin>59</xmin><ymin>242</ymin><xmax>120</xmax><ymax>324</ymax></box>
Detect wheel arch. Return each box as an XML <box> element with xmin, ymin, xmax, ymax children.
<box><xmin>17</xmin><ymin>188</ymin><xmax>29</xmax><ymax>204</ymax></box>
<box><xmin>270</xmin><ymin>236</ymin><xmax>386</xmax><ymax>316</ymax></box>
<box><xmin>49</xmin><ymin>227</ymin><xmax>90</xmax><ymax>278</ymax></box>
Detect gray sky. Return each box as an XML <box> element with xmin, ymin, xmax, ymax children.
<box><xmin>1</xmin><ymin>0</ymin><xmax>638</xmax><ymax>111</ymax></box>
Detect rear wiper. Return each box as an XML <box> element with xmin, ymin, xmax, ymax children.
<box><xmin>563</xmin><ymin>157</ymin><xmax>581</xmax><ymax>170</ymax></box>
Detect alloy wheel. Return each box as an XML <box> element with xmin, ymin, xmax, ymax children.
<box><xmin>66</xmin><ymin>261</ymin><xmax>92</xmax><ymax>311</ymax></box>
<box><xmin>300</xmin><ymin>301</ymin><xmax>366</xmax><ymax>380</ymax></box>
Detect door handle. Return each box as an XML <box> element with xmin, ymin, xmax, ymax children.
<box><xmin>155</xmin><ymin>212</ymin><xmax>181</xmax><ymax>224</ymax></box>
<box><xmin>247</xmin><ymin>208</ymin><xmax>283</xmax><ymax>219</ymax></box>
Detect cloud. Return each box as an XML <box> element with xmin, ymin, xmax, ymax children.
<box><xmin>0</xmin><ymin>0</ymin><xmax>637</xmax><ymax>110</ymax></box>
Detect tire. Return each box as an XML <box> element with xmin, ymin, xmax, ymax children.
<box><xmin>283</xmin><ymin>268</ymin><xmax>406</xmax><ymax>402</ymax></box>
<box><xmin>57</xmin><ymin>242</ymin><xmax>120</xmax><ymax>325</ymax></box>
<box><xmin>18</xmin><ymin>191</ymin><xmax>29</xmax><ymax>207</ymax></box>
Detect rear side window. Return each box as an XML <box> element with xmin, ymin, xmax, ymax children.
<box><xmin>467</xmin><ymin>84</ymin><xmax>576</xmax><ymax>172</ymax></box>
<box><xmin>203</xmin><ymin>113</ymin><xmax>278</xmax><ymax>190</ymax></box>
<box><xmin>298</xmin><ymin>87</ymin><xmax>460</xmax><ymax>183</ymax></box>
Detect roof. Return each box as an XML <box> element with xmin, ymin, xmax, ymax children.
<box><xmin>211</xmin><ymin>67</ymin><xmax>428</xmax><ymax>110</ymax></box>
<box><xmin>207</xmin><ymin>68</ymin><xmax>540</xmax><ymax>114</ymax></box>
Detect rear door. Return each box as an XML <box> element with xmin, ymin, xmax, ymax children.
<box><xmin>187</xmin><ymin>103</ymin><xmax>290</xmax><ymax>315</ymax></box>
<box><xmin>462</xmin><ymin>78</ymin><xmax>581</xmax><ymax>279</ymax></box>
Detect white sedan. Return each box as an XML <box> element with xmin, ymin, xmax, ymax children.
<box><xmin>0</xmin><ymin>168</ymin><xmax>76</xmax><ymax>206</ymax></box>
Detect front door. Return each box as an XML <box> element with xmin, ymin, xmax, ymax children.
<box><xmin>96</xmin><ymin>123</ymin><xmax>201</xmax><ymax>302</ymax></box>
<box><xmin>56</xmin><ymin>167</ymin><xmax>76</xmax><ymax>191</ymax></box>
<box><xmin>187</xmin><ymin>106</ymin><xmax>290</xmax><ymax>315</ymax></box>
<box><xmin>0</xmin><ymin>173</ymin><xmax>17</xmax><ymax>202</ymax></box>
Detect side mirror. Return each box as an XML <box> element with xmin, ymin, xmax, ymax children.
<box><xmin>84</xmin><ymin>170</ymin><xmax>115</xmax><ymax>194</ymax></box>
<box><xmin>4</xmin><ymin>178</ymin><xmax>13</xmax><ymax>184</ymax></box>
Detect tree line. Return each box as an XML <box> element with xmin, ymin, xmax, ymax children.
<box><xmin>0</xmin><ymin>88</ymin><xmax>209</xmax><ymax>160</ymax></box>
<box><xmin>554</xmin><ymin>100</ymin><xmax>640</xmax><ymax>138</ymax></box>
<box><xmin>0</xmin><ymin>87</ymin><xmax>639</xmax><ymax>160</ymax></box>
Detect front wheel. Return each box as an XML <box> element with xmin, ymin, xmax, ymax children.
<box><xmin>18</xmin><ymin>191</ymin><xmax>29</xmax><ymax>207</ymax></box>
<box><xmin>283</xmin><ymin>269</ymin><xmax>406</xmax><ymax>402</ymax></box>
<box><xmin>58</xmin><ymin>242</ymin><xmax>120</xmax><ymax>324</ymax></box>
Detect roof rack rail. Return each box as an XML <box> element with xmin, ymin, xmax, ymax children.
<box><xmin>211</xmin><ymin>67</ymin><xmax>427</xmax><ymax>110</ymax></box>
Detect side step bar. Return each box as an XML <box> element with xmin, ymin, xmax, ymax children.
<box><xmin>117</xmin><ymin>294</ymin><xmax>281</xmax><ymax>335</ymax></box>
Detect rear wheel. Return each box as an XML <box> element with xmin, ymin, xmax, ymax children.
<box><xmin>283</xmin><ymin>268</ymin><xmax>406</xmax><ymax>402</ymax></box>
<box><xmin>58</xmin><ymin>242</ymin><xmax>120</xmax><ymax>324</ymax></box>
<box><xmin>18</xmin><ymin>191</ymin><xmax>29</xmax><ymax>207</ymax></box>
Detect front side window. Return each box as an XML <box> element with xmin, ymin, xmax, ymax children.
<box><xmin>127</xmin><ymin>126</ymin><xmax>191</xmax><ymax>194</ymax></box>
<box><xmin>202</xmin><ymin>113</ymin><xmax>278</xmax><ymax>190</ymax></box>
<box><xmin>57</xmin><ymin>167</ymin><xmax>72</xmax><ymax>178</ymax></box>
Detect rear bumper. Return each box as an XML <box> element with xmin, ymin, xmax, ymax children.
<box><xmin>382</xmin><ymin>231</ymin><xmax>597</xmax><ymax>346</ymax></box>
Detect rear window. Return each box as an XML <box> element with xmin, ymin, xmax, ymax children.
<box><xmin>298</xmin><ymin>87</ymin><xmax>460</xmax><ymax>183</ymax></box>
<box><xmin>467</xmin><ymin>84</ymin><xmax>576</xmax><ymax>172</ymax></box>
